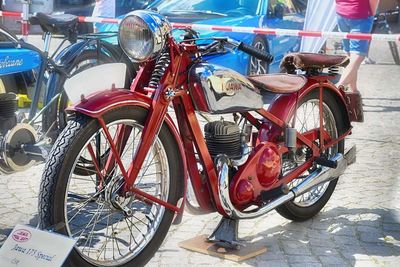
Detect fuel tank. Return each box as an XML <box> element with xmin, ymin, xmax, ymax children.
<box><xmin>189</xmin><ymin>63</ymin><xmax>263</xmax><ymax>114</ymax></box>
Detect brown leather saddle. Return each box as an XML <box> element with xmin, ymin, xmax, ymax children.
<box><xmin>280</xmin><ymin>52</ymin><xmax>350</xmax><ymax>73</ymax></box>
<box><xmin>248</xmin><ymin>74</ymin><xmax>307</xmax><ymax>94</ymax></box>
<box><xmin>248</xmin><ymin>53</ymin><xmax>350</xmax><ymax>94</ymax></box>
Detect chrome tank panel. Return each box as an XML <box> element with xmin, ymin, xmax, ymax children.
<box><xmin>189</xmin><ymin>63</ymin><xmax>263</xmax><ymax>113</ymax></box>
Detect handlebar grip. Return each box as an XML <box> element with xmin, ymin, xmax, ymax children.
<box><xmin>238</xmin><ymin>42</ymin><xmax>274</xmax><ymax>64</ymax></box>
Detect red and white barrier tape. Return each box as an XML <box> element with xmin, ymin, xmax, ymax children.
<box><xmin>78</xmin><ymin>16</ymin><xmax>119</xmax><ymax>24</ymax></box>
<box><xmin>1</xmin><ymin>11</ymin><xmax>400</xmax><ymax>42</ymax></box>
<box><xmin>0</xmin><ymin>10</ymin><xmax>28</xmax><ymax>39</ymax></box>
<box><xmin>79</xmin><ymin>17</ymin><xmax>400</xmax><ymax>42</ymax></box>
<box><xmin>172</xmin><ymin>23</ymin><xmax>400</xmax><ymax>42</ymax></box>
<box><xmin>0</xmin><ymin>11</ymin><xmax>23</xmax><ymax>18</ymax></box>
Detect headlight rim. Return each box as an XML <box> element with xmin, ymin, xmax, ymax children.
<box><xmin>118</xmin><ymin>10</ymin><xmax>171</xmax><ymax>63</ymax></box>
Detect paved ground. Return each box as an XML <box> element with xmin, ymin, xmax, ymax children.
<box><xmin>0</xmin><ymin>33</ymin><xmax>400</xmax><ymax>267</ymax></box>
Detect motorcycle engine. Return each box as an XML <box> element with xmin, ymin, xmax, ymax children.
<box><xmin>0</xmin><ymin>93</ymin><xmax>38</xmax><ymax>173</ymax></box>
<box><xmin>0</xmin><ymin>93</ymin><xmax>17</xmax><ymax>135</ymax></box>
<box><xmin>204</xmin><ymin>120</ymin><xmax>242</xmax><ymax>160</ymax></box>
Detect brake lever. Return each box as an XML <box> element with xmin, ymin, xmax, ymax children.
<box><xmin>225</xmin><ymin>38</ymin><xmax>241</xmax><ymax>47</ymax></box>
<box><xmin>223</xmin><ymin>41</ymin><xmax>237</xmax><ymax>54</ymax></box>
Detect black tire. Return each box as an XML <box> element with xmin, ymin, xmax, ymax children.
<box><xmin>248</xmin><ymin>35</ymin><xmax>270</xmax><ymax>75</ymax></box>
<box><xmin>39</xmin><ymin>106</ymin><xmax>183</xmax><ymax>267</ymax></box>
<box><xmin>42</xmin><ymin>44</ymin><xmax>135</xmax><ymax>136</ymax></box>
<box><xmin>275</xmin><ymin>90</ymin><xmax>346</xmax><ymax>222</ymax></box>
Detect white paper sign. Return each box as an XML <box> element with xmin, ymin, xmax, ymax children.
<box><xmin>0</xmin><ymin>224</ymin><xmax>76</xmax><ymax>267</ymax></box>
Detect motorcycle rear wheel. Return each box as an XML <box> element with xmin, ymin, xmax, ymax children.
<box><xmin>39</xmin><ymin>106</ymin><xmax>183</xmax><ymax>267</ymax></box>
<box><xmin>276</xmin><ymin>90</ymin><xmax>346</xmax><ymax>221</ymax></box>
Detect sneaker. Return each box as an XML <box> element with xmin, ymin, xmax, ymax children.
<box><xmin>362</xmin><ymin>57</ymin><xmax>376</xmax><ymax>64</ymax></box>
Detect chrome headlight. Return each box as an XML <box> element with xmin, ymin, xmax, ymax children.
<box><xmin>118</xmin><ymin>10</ymin><xmax>171</xmax><ymax>62</ymax></box>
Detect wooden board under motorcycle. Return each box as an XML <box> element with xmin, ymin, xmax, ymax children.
<box><xmin>38</xmin><ymin>10</ymin><xmax>363</xmax><ymax>267</ymax></box>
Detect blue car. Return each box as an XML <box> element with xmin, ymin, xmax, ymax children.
<box><xmin>58</xmin><ymin>0</ymin><xmax>155</xmax><ymax>33</ymax></box>
<box><xmin>101</xmin><ymin>0</ymin><xmax>307</xmax><ymax>74</ymax></box>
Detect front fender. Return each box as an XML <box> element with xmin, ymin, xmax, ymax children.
<box><xmin>66</xmin><ymin>89</ymin><xmax>188</xmax><ymax>216</ymax></box>
<box><xmin>66</xmin><ymin>89</ymin><xmax>151</xmax><ymax>118</ymax></box>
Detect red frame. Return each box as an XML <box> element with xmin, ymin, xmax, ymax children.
<box><xmin>68</xmin><ymin>36</ymin><xmax>353</xmax><ymax>217</ymax></box>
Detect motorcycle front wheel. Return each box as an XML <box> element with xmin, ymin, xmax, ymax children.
<box><xmin>39</xmin><ymin>106</ymin><xmax>183</xmax><ymax>267</ymax></box>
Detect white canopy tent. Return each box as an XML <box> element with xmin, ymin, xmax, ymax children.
<box><xmin>300</xmin><ymin>0</ymin><xmax>337</xmax><ymax>53</ymax></box>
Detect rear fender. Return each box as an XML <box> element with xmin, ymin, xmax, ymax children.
<box><xmin>264</xmin><ymin>80</ymin><xmax>351</xmax><ymax>139</ymax></box>
<box><xmin>67</xmin><ymin>89</ymin><xmax>188</xmax><ymax>219</ymax></box>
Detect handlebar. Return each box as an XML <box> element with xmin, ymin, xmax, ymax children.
<box><xmin>376</xmin><ymin>9</ymin><xmax>399</xmax><ymax>17</ymax></box>
<box><xmin>375</xmin><ymin>9</ymin><xmax>399</xmax><ymax>22</ymax></box>
<box><xmin>237</xmin><ymin>42</ymin><xmax>274</xmax><ymax>64</ymax></box>
<box><xmin>194</xmin><ymin>37</ymin><xmax>274</xmax><ymax>64</ymax></box>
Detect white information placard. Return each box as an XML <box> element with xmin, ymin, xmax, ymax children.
<box><xmin>0</xmin><ymin>224</ymin><xmax>76</xmax><ymax>267</ymax></box>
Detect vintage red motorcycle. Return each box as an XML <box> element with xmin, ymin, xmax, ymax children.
<box><xmin>38</xmin><ymin>10</ymin><xmax>362</xmax><ymax>267</ymax></box>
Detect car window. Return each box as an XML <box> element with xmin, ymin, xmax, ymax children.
<box><xmin>152</xmin><ymin>0</ymin><xmax>260</xmax><ymax>17</ymax></box>
<box><xmin>291</xmin><ymin>0</ymin><xmax>307</xmax><ymax>13</ymax></box>
<box><xmin>268</xmin><ymin>0</ymin><xmax>307</xmax><ymax>18</ymax></box>
<box><xmin>57</xmin><ymin>0</ymin><xmax>93</xmax><ymax>6</ymax></box>
<box><xmin>118</xmin><ymin>0</ymin><xmax>147</xmax><ymax>9</ymax></box>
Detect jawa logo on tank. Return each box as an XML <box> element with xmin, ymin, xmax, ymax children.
<box><xmin>225</xmin><ymin>80</ymin><xmax>242</xmax><ymax>94</ymax></box>
<box><xmin>207</xmin><ymin>76</ymin><xmax>242</xmax><ymax>96</ymax></box>
<box><xmin>0</xmin><ymin>56</ymin><xmax>23</xmax><ymax>69</ymax></box>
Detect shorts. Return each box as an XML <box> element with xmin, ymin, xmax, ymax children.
<box><xmin>336</xmin><ymin>14</ymin><xmax>374</xmax><ymax>56</ymax></box>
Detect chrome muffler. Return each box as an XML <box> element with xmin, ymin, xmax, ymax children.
<box><xmin>216</xmin><ymin>146</ymin><xmax>356</xmax><ymax>220</ymax></box>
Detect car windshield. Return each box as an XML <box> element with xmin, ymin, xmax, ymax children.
<box><xmin>152</xmin><ymin>0</ymin><xmax>260</xmax><ymax>17</ymax></box>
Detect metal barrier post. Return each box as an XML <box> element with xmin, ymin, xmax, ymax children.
<box><xmin>20</xmin><ymin>0</ymin><xmax>30</xmax><ymax>40</ymax></box>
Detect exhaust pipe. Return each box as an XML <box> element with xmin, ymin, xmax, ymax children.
<box><xmin>216</xmin><ymin>146</ymin><xmax>356</xmax><ymax>220</ymax></box>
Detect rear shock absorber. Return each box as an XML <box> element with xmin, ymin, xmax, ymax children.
<box><xmin>148</xmin><ymin>49</ymin><xmax>171</xmax><ymax>88</ymax></box>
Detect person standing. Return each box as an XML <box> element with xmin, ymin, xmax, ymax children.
<box><xmin>92</xmin><ymin>0</ymin><xmax>116</xmax><ymax>32</ymax></box>
<box><xmin>335</xmin><ymin>0</ymin><xmax>380</xmax><ymax>92</ymax></box>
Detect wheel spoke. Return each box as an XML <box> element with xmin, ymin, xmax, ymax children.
<box><xmin>285</xmin><ymin>97</ymin><xmax>339</xmax><ymax>207</ymax></box>
<box><xmin>60</xmin><ymin>117</ymin><xmax>171</xmax><ymax>266</ymax></box>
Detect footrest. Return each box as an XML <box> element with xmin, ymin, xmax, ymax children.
<box><xmin>315</xmin><ymin>156</ymin><xmax>338</xmax><ymax>168</ymax></box>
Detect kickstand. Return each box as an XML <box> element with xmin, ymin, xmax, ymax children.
<box><xmin>208</xmin><ymin>217</ymin><xmax>242</xmax><ymax>250</ymax></box>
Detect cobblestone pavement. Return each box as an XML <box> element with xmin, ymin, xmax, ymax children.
<box><xmin>0</xmin><ymin>36</ymin><xmax>400</xmax><ymax>267</ymax></box>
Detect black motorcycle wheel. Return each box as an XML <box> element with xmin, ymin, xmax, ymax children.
<box><xmin>276</xmin><ymin>89</ymin><xmax>346</xmax><ymax>221</ymax></box>
<box><xmin>39</xmin><ymin>106</ymin><xmax>183</xmax><ymax>267</ymax></box>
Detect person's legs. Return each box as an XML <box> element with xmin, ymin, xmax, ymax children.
<box><xmin>338</xmin><ymin>53</ymin><xmax>365</xmax><ymax>91</ymax></box>
<box><xmin>337</xmin><ymin>15</ymin><xmax>351</xmax><ymax>55</ymax></box>
<box><xmin>336</xmin><ymin>16</ymin><xmax>374</xmax><ymax>92</ymax></box>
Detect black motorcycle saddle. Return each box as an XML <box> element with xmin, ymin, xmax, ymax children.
<box><xmin>29</xmin><ymin>12</ymin><xmax>78</xmax><ymax>35</ymax></box>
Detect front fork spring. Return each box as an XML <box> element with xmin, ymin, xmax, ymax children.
<box><xmin>148</xmin><ymin>50</ymin><xmax>171</xmax><ymax>88</ymax></box>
